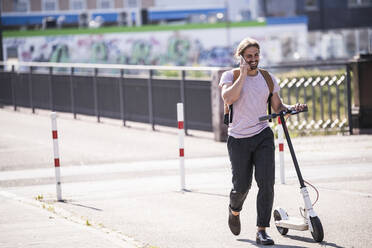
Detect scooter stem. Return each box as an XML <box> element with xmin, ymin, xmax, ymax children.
<box><xmin>279</xmin><ymin>114</ymin><xmax>306</xmax><ymax>188</ymax></box>
<box><xmin>301</xmin><ymin>187</ymin><xmax>317</xmax><ymax>217</ymax></box>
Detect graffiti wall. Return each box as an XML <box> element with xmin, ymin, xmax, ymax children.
<box><xmin>4</xmin><ymin>23</ymin><xmax>308</xmax><ymax>67</ymax></box>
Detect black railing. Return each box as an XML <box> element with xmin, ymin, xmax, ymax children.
<box><xmin>0</xmin><ymin>61</ymin><xmax>224</xmax><ymax>133</ymax></box>
<box><xmin>0</xmin><ymin>61</ymin><xmax>353</xmax><ymax>134</ymax></box>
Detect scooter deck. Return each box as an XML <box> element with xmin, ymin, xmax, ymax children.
<box><xmin>275</xmin><ymin>217</ymin><xmax>308</xmax><ymax>231</ymax></box>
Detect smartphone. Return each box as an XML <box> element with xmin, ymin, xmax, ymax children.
<box><xmin>240</xmin><ymin>55</ymin><xmax>251</xmax><ymax>70</ymax></box>
<box><xmin>240</xmin><ymin>55</ymin><xmax>248</xmax><ymax>65</ymax></box>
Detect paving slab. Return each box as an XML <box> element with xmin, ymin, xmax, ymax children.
<box><xmin>0</xmin><ymin>192</ymin><xmax>139</xmax><ymax>248</ymax></box>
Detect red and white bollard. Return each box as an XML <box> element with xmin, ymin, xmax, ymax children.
<box><xmin>51</xmin><ymin>112</ymin><xmax>62</xmax><ymax>201</ymax></box>
<box><xmin>177</xmin><ymin>103</ymin><xmax>186</xmax><ymax>191</ymax></box>
<box><xmin>277</xmin><ymin>116</ymin><xmax>285</xmax><ymax>184</ymax></box>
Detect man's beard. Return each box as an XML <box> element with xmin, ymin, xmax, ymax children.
<box><xmin>249</xmin><ymin>61</ymin><xmax>258</xmax><ymax>70</ymax></box>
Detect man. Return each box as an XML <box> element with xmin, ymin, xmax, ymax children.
<box><xmin>219</xmin><ymin>37</ymin><xmax>306</xmax><ymax>245</ymax></box>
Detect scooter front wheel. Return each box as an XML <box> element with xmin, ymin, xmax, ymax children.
<box><xmin>273</xmin><ymin>209</ymin><xmax>289</xmax><ymax>235</ymax></box>
<box><xmin>310</xmin><ymin>216</ymin><xmax>324</xmax><ymax>242</ymax></box>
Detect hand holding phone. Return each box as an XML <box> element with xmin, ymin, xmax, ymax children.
<box><xmin>240</xmin><ymin>55</ymin><xmax>251</xmax><ymax>73</ymax></box>
<box><xmin>240</xmin><ymin>55</ymin><xmax>246</xmax><ymax>64</ymax></box>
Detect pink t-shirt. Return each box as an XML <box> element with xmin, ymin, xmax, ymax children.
<box><xmin>219</xmin><ymin>69</ymin><xmax>280</xmax><ymax>138</ymax></box>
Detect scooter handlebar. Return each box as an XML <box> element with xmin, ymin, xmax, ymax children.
<box><xmin>259</xmin><ymin>106</ymin><xmax>308</xmax><ymax>122</ymax></box>
<box><xmin>258</xmin><ymin>113</ymin><xmax>278</xmax><ymax>122</ymax></box>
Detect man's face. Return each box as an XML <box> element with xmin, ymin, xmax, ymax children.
<box><xmin>242</xmin><ymin>46</ymin><xmax>260</xmax><ymax>70</ymax></box>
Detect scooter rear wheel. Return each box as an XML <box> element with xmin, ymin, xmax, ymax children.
<box><xmin>273</xmin><ymin>209</ymin><xmax>289</xmax><ymax>235</ymax></box>
<box><xmin>310</xmin><ymin>216</ymin><xmax>324</xmax><ymax>242</ymax></box>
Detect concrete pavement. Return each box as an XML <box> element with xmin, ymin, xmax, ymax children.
<box><xmin>0</xmin><ymin>191</ymin><xmax>140</xmax><ymax>248</ymax></box>
<box><xmin>1</xmin><ymin>108</ymin><xmax>372</xmax><ymax>248</ymax></box>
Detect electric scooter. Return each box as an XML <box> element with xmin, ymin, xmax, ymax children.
<box><xmin>259</xmin><ymin>108</ymin><xmax>324</xmax><ymax>242</ymax></box>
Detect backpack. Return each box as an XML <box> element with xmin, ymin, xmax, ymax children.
<box><xmin>223</xmin><ymin>68</ymin><xmax>274</xmax><ymax>125</ymax></box>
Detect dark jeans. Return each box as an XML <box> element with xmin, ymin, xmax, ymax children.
<box><xmin>227</xmin><ymin>127</ymin><xmax>275</xmax><ymax>227</ymax></box>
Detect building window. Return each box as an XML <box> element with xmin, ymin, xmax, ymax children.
<box><xmin>14</xmin><ymin>0</ymin><xmax>29</xmax><ymax>12</ymax></box>
<box><xmin>43</xmin><ymin>0</ymin><xmax>58</xmax><ymax>11</ymax></box>
<box><xmin>126</xmin><ymin>0</ymin><xmax>139</xmax><ymax>8</ymax></box>
<box><xmin>348</xmin><ymin>0</ymin><xmax>372</xmax><ymax>6</ymax></box>
<box><xmin>97</xmin><ymin>0</ymin><xmax>114</xmax><ymax>9</ymax></box>
<box><xmin>305</xmin><ymin>0</ymin><xmax>318</xmax><ymax>11</ymax></box>
<box><xmin>70</xmin><ymin>0</ymin><xmax>86</xmax><ymax>10</ymax></box>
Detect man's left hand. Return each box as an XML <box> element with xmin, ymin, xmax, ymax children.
<box><xmin>290</xmin><ymin>103</ymin><xmax>307</xmax><ymax>112</ymax></box>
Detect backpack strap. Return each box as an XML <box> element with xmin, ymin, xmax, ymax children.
<box><xmin>232</xmin><ymin>68</ymin><xmax>240</xmax><ymax>81</ymax></box>
<box><xmin>259</xmin><ymin>69</ymin><xmax>274</xmax><ymax>122</ymax></box>
<box><xmin>223</xmin><ymin>68</ymin><xmax>274</xmax><ymax>125</ymax></box>
<box><xmin>258</xmin><ymin>69</ymin><xmax>274</xmax><ymax>93</ymax></box>
<box><xmin>223</xmin><ymin>69</ymin><xmax>240</xmax><ymax>125</ymax></box>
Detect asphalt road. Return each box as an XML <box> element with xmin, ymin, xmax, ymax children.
<box><xmin>1</xmin><ymin>108</ymin><xmax>372</xmax><ymax>248</ymax></box>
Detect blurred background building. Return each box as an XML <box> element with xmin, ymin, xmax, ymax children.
<box><xmin>2</xmin><ymin>0</ymin><xmax>372</xmax><ymax>29</ymax></box>
<box><xmin>1</xmin><ymin>1</ymin><xmax>372</xmax><ymax>133</ymax></box>
<box><xmin>1</xmin><ymin>0</ymin><xmax>372</xmax><ymax>65</ymax></box>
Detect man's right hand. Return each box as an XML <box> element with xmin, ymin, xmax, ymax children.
<box><xmin>240</xmin><ymin>55</ymin><xmax>251</xmax><ymax>76</ymax></box>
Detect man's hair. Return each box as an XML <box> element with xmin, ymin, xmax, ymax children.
<box><xmin>235</xmin><ymin>37</ymin><xmax>260</xmax><ymax>59</ymax></box>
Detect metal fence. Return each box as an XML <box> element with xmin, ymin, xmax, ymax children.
<box><xmin>0</xmin><ymin>61</ymin><xmax>352</xmax><ymax>135</ymax></box>
<box><xmin>0</xmin><ymin>61</ymin><xmax>223</xmax><ymax>133</ymax></box>
<box><xmin>275</xmin><ymin>74</ymin><xmax>348</xmax><ymax>132</ymax></box>
<box><xmin>266</xmin><ymin>62</ymin><xmax>352</xmax><ymax>134</ymax></box>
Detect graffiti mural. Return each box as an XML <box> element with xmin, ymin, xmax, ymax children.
<box><xmin>166</xmin><ymin>33</ymin><xmax>191</xmax><ymax>66</ymax></box>
<box><xmin>3</xmin><ymin>24</ymin><xmax>308</xmax><ymax>67</ymax></box>
<box><xmin>50</xmin><ymin>44</ymin><xmax>70</xmax><ymax>63</ymax></box>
